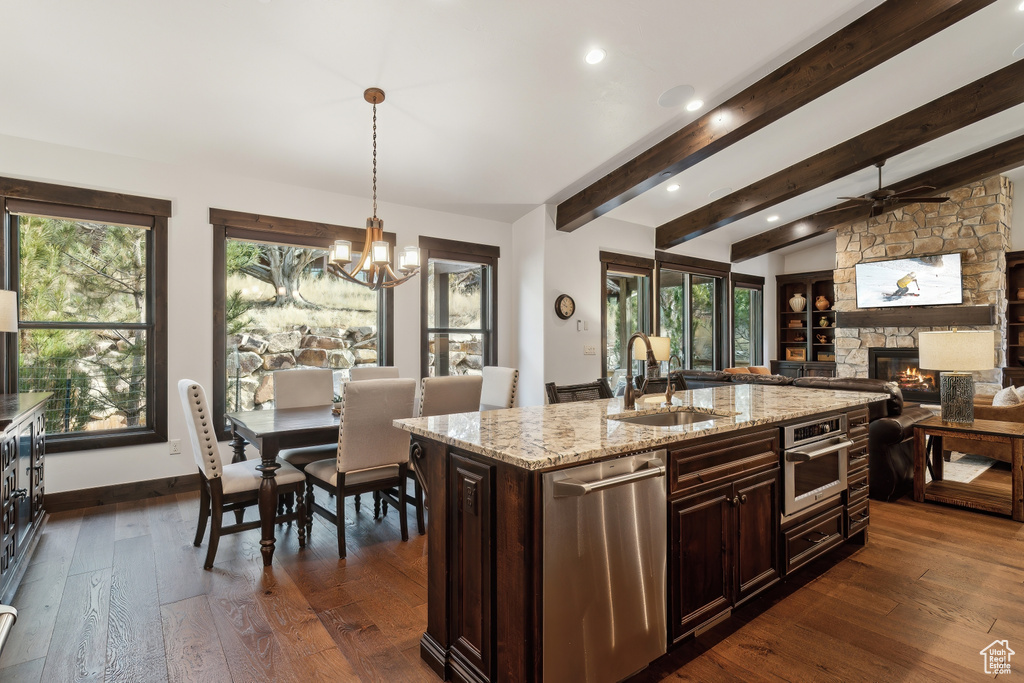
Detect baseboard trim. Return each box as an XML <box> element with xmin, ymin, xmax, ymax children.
<box><xmin>47</xmin><ymin>473</ymin><xmax>201</xmax><ymax>512</ymax></box>
<box><xmin>420</xmin><ymin>633</ymin><xmax>448</xmax><ymax>679</ymax></box>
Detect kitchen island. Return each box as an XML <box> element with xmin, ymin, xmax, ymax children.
<box><xmin>396</xmin><ymin>384</ymin><xmax>887</xmax><ymax>683</ymax></box>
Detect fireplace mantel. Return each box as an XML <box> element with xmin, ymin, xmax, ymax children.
<box><xmin>836</xmin><ymin>305</ymin><xmax>994</xmax><ymax>329</ymax></box>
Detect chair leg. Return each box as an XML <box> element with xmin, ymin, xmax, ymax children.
<box><xmin>305</xmin><ymin>480</ymin><xmax>314</xmax><ymax>536</ymax></box>
<box><xmin>397</xmin><ymin>466</ymin><xmax>409</xmax><ymax>542</ymax></box>
<box><xmin>354</xmin><ymin>493</ymin><xmax>361</xmax><ymax>513</ymax></box>
<box><xmin>414</xmin><ymin>477</ymin><xmax>425</xmax><ymax>536</ymax></box>
<box><xmin>373</xmin><ymin>491</ymin><xmax>381</xmax><ymax>519</ymax></box>
<box><xmin>336</xmin><ymin>476</ymin><xmax>347</xmax><ymax>559</ymax></box>
<box><xmin>194</xmin><ymin>479</ymin><xmax>210</xmax><ymax>547</ymax></box>
<box><xmin>233</xmin><ymin>505</ymin><xmax>244</xmax><ymax>525</ymax></box>
<box><xmin>205</xmin><ymin>484</ymin><xmax>224</xmax><ymax>570</ymax></box>
<box><xmin>296</xmin><ymin>488</ymin><xmax>307</xmax><ymax>548</ymax></box>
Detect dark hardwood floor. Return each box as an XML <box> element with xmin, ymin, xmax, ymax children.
<box><xmin>0</xmin><ymin>480</ymin><xmax>1021</xmax><ymax>682</ymax></box>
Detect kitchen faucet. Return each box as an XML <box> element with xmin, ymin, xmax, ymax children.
<box><xmin>624</xmin><ymin>332</ymin><xmax>654</xmax><ymax>410</ymax></box>
<box><xmin>665</xmin><ymin>353</ymin><xmax>682</xmax><ymax>404</ymax></box>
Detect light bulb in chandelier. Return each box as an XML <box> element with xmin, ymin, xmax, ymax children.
<box><xmin>330</xmin><ymin>240</ymin><xmax>352</xmax><ymax>265</ymax></box>
<box><xmin>371</xmin><ymin>240</ymin><xmax>390</xmax><ymax>265</ymax></box>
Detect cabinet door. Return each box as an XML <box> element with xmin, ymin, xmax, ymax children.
<box><xmin>0</xmin><ymin>433</ymin><xmax>16</xmax><ymax>577</ymax></box>
<box><xmin>31</xmin><ymin>411</ymin><xmax>44</xmax><ymax>521</ymax></box>
<box><xmin>670</xmin><ymin>481</ymin><xmax>733</xmax><ymax>642</ymax></box>
<box><xmin>733</xmin><ymin>469</ymin><xmax>781</xmax><ymax>605</ymax></box>
<box><xmin>448</xmin><ymin>453</ymin><xmax>494</xmax><ymax>681</ymax></box>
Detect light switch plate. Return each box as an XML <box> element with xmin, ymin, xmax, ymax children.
<box><xmin>169</xmin><ymin>439</ymin><xmax>181</xmax><ymax>455</ymax></box>
<box><xmin>584</xmin><ymin>344</ymin><xmax>596</xmax><ymax>355</ymax></box>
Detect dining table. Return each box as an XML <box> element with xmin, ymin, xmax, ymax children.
<box><xmin>225</xmin><ymin>405</ymin><xmax>340</xmax><ymax>566</ymax></box>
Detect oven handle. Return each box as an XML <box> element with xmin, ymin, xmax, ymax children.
<box><xmin>785</xmin><ymin>439</ymin><xmax>854</xmax><ymax>463</ymax></box>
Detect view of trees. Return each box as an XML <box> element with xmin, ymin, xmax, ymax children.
<box><xmin>18</xmin><ymin>215</ymin><xmax>149</xmax><ymax>434</ymax></box>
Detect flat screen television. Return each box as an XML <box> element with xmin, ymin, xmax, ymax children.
<box><xmin>854</xmin><ymin>253</ymin><xmax>962</xmax><ymax>309</ymax></box>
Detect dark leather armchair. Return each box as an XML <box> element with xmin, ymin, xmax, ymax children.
<box><xmin>791</xmin><ymin>376</ymin><xmax>932</xmax><ymax>501</ymax></box>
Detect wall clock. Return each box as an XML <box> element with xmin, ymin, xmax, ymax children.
<box><xmin>554</xmin><ymin>294</ymin><xmax>575</xmax><ymax>320</ymax></box>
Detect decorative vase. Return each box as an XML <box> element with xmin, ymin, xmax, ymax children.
<box><xmin>1017</xmin><ymin>288</ymin><xmax>1024</xmax><ymax>301</ymax></box>
<box><xmin>815</xmin><ymin>295</ymin><xmax>830</xmax><ymax>311</ymax></box>
<box><xmin>818</xmin><ymin>316</ymin><xmax>829</xmax><ymax>328</ymax></box>
<box><xmin>789</xmin><ymin>292</ymin><xmax>806</xmax><ymax>312</ymax></box>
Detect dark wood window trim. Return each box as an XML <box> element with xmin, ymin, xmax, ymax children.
<box><xmin>1</xmin><ymin>178</ymin><xmax>170</xmax><ymax>453</ymax></box>
<box><xmin>730</xmin><ymin>274</ymin><xmax>765</xmax><ymax>367</ymax></box>
<box><xmin>211</xmin><ymin>208</ymin><xmax>395</xmax><ymax>440</ymax></box>
<box><xmin>655</xmin><ymin>250</ymin><xmax>731</xmax><ymax>278</ymax></box>
<box><xmin>601</xmin><ymin>252</ymin><xmax>654</xmax><ymax>380</ymax></box>
<box><xmin>419</xmin><ymin>237</ymin><xmax>499</xmax><ymax>378</ymax></box>
<box><xmin>655</xmin><ymin>253</ymin><xmax>728</xmax><ymax>371</ymax></box>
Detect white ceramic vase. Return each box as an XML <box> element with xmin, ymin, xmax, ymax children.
<box><xmin>789</xmin><ymin>292</ymin><xmax>806</xmax><ymax>312</ymax></box>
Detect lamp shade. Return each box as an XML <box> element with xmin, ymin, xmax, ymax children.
<box><xmin>0</xmin><ymin>290</ymin><xmax>18</xmax><ymax>333</ymax></box>
<box><xmin>918</xmin><ymin>330</ymin><xmax>994</xmax><ymax>372</ymax></box>
<box><xmin>632</xmin><ymin>335</ymin><xmax>671</xmax><ymax>362</ymax></box>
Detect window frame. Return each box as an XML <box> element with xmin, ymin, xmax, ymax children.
<box><xmin>600</xmin><ymin>251</ymin><xmax>654</xmax><ymax>381</ymax></box>
<box><xmin>211</xmin><ymin>208</ymin><xmax>395</xmax><ymax>440</ymax></box>
<box><xmin>730</xmin><ymin>273</ymin><xmax>765</xmax><ymax>367</ymax></box>
<box><xmin>654</xmin><ymin>251</ymin><xmax>729</xmax><ymax>371</ymax></box>
<box><xmin>1</xmin><ymin>176</ymin><xmax>170</xmax><ymax>453</ymax></box>
<box><xmin>419</xmin><ymin>236</ymin><xmax>499</xmax><ymax>378</ymax></box>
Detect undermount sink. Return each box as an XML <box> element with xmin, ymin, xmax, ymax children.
<box><xmin>611</xmin><ymin>410</ymin><xmax>725</xmax><ymax>427</ymax></box>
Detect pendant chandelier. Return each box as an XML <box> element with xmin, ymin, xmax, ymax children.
<box><xmin>327</xmin><ymin>87</ymin><xmax>420</xmax><ymax>290</ymax></box>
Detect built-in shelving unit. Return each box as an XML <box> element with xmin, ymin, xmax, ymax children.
<box><xmin>1004</xmin><ymin>250</ymin><xmax>1024</xmax><ymax>387</ymax></box>
<box><xmin>772</xmin><ymin>270</ymin><xmax>837</xmax><ymax>378</ymax></box>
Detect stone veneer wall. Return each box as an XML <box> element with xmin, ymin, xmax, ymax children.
<box><xmin>833</xmin><ymin>176</ymin><xmax>1013</xmax><ymax>395</ymax></box>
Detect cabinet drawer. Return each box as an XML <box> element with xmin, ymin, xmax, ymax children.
<box><xmin>846</xmin><ymin>469</ymin><xmax>869</xmax><ymax>505</ymax></box>
<box><xmin>847</xmin><ymin>437</ymin><xmax>869</xmax><ymax>475</ymax></box>
<box><xmin>846</xmin><ymin>499</ymin><xmax>869</xmax><ymax>538</ymax></box>
<box><xmin>670</xmin><ymin>428</ymin><xmax>779</xmax><ymax>495</ymax></box>
<box><xmin>784</xmin><ymin>504</ymin><xmax>844</xmax><ymax>575</ymax></box>
<box><xmin>846</xmin><ymin>407</ymin><xmax>869</xmax><ymax>441</ymax></box>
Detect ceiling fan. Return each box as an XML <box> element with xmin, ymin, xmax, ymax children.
<box><xmin>819</xmin><ymin>161</ymin><xmax>949</xmax><ymax>218</ymax></box>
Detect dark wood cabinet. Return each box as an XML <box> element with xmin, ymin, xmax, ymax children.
<box><xmin>0</xmin><ymin>394</ymin><xmax>49</xmax><ymax>603</ymax></box>
<box><xmin>1004</xmin><ymin>250</ymin><xmax>1024</xmax><ymax>387</ymax></box>
<box><xmin>670</xmin><ymin>467</ymin><xmax>780</xmax><ymax>642</ymax></box>
<box><xmin>775</xmin><ymin>270</ymin><xmax>836</xmax><ymax>376</ymax></box>
<box><xmin>448</xmin><ymin>452</ymin><xmax>495</xmax><ymax>683</ymax></box>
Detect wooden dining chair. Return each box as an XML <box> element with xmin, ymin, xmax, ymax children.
<box><xmin>545</xmin><ymin>379</ymin><xmax>614</xmax><ymax>403</ymax></box>
<box><xmin>480</xmin><ymin>366</ymin><xmax>518</xmax><ymax>410</ymax></box>
<box><xmin>273</xmin><ymin>368</ymin><xmax>337</xmax><ymax>515</ymax></box>
<box><xmin>304</xmin><ymin>378</ymin><xmax>417</xmax><ymax>558</ymax></box>
<box><xmin>350</xmin><ymin>366</ymin><xmax>400</xmax><ymax>381</ymax></box>
<box><xmin>179</xmin><ymin>379</ymin><xmax>308</xmax><ymax>569</ymax></box>
<box><xmin>383</xmin><ymin>374</ymin><xmax>483</xmax><ymax>534</ymax></box>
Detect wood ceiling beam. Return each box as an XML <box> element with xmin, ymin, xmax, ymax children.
<box><xmin>554</xmin><ymin>0</ymin><xmax>996</xmax><ymax>233</ymax></box>
<box><xmin>657</xmin><ymin>58</ymin><xmax>1024</xmax><ymax>249</ymax></box>
<box><xmin>729</xmin><ymin>132</ymin><xmax>1024</xmax><ymax>262</ymax></box>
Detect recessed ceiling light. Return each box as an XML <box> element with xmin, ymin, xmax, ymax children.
<box><xmin>685</xmin><ymin>99</ymin><xmax>704</xmax><ymax>112</ymax></box>
<box><xmin>766</xmin><ymin>215</ymin><xmax>780</xmax><ymax>223</ymax></box>
<box><xmin>1018</xmin><ymin>0</ymin><xmax>1024</xmax><ymax>11</ymax></box>
<box><xmin>708</xmin><ymin>187</ymin><xmax>732</xmax><ymax>200</ymax></box>
<box><xmin>585</xmin><ymin>48</ymin><xmax>606</xmax><ymax>65</ymax></box>
<box><xmin>658</xmin><ymin>85</ymin><xmax>695</xmax><ymax>108</ymax></box>
<box><xmin>667</xmin><ymin>184</ymin><xmax>680</xmax><ymax>192</ymax></box>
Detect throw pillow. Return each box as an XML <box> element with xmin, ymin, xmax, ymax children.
<box><xmin>747</xmin><ymin>366</ymin><xmax>771</xmax><ymax>375</ymax></box>
<box><xmin>723</xmin><ymin>367</ymin><xmax>751</xmax><ymax>374</ymax></box>
<box><xmin>991</xmin><ymin>385</ymin><xmax>1021</xmax><ymax>407</ymax></box>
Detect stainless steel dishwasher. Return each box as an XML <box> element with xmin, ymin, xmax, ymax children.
<box><xmin>542</xmin><ymin>450</ymin><xmax>667</xmax><ymax>683</ymax></box>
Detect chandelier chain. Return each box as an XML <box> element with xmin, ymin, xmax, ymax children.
<box><xmin>372</xmin><ymin>101</ymin><xmax>377</xmax><ymax>219</ymax></box>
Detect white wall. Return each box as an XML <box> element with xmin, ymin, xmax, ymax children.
<box><xmin>0</xmin><ymin>133</ymin><xmax>515</xmax><ymax>492</ymax></box>
<box><xmin>782</xmin><ymin>234</ymin><xmax>837</xmax><ymax>274</ymax></box>
<box><xmin>511</xmin><ymin>206</ymin><xmax>548</xmax><ymax>406</ymax></box>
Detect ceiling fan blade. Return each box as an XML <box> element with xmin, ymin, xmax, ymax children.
<box><xmin>897</xmin><ymin>196</ymin><xmax>949</xmax><ymax>203</ymax></box>
<box><xmin>815</xmin><ymin>205</ymin><xmax>856</xmax><ymax>215</ymax></box>
<box><xmin>893</xmin><ymin>185</ymin><xmax>935</xmax><ymax>197</ymax></box>
<box><xmin>836</xmin><ymin>196</ymin><xmax>873</xmax><ymax>202</ymax></box>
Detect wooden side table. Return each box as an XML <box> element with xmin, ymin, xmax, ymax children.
<box><xmin>913</xmin><ymin>416</ymin><xmax>1024</xmax><ymax>521</ymax></box>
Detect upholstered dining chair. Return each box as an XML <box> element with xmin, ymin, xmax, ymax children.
<box><xmin>545</xmin><ymin>379</ymin><xmax>614</xmax><ymax>404</ymax></box>
<box><xmin>274</xmin><ymin>368</ymin><xmax>338</xmax><ymax>469</ymax></box>
<box><xmin>179</xmin><ymin>379</ymin><xmax>307</xmax><ymax>569</ymax></box>
<box><xmin>350</xmin><ymin>366</ymin><xmax>400</xmax><ymax>381</ymax></box>
<box><xmin>480</xmin><ymin>366</ymin><xmax>519</xmax><ymax>410</ymax></box>
<box><xmin>304</xmin><ymin>378</ymin><xmax>417</xmax><ymax>559</ymax></box>
<box><xmin>383</xmin><ymin>374</ymin><xmax>483</xmax><ymax>534</ymax></box>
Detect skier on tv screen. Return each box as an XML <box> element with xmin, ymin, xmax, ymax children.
<box><xmin>891</xmin><ymin>271</ymin><xmax>919</xmax><ymax>298</ymax></box>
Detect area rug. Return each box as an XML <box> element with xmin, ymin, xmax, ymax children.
<box><xmin>924</xmin><ymin>452</ymin><xmax>994</xmax><ymax>484</ymax></box>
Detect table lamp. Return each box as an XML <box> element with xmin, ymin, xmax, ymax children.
<box><xmin>632</xmin><ymin>335</ymin><xmax>671</xmax><ymax>380</ymax></box>
<box><xmin>918</xmin><ymin>330</ymin><xmax>994</xmax><ymax>425</ymax></box>
<box><xmin>0</xmin><ymin>291</ymin><xmax>17</xmax><ymax>393</ymax></box>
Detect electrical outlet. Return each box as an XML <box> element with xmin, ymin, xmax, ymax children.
<box><xmin>584</xmin><ymin>344</ymin><xmax>596</xmax><ymax>356</ymax></box>
<box><xmin>169</xmin><ymin>439</ymin><xmax>181</xmax><ymax>455</ymax></box>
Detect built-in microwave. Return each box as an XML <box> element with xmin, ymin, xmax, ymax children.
<box><xmin>782</xmin><ymin>415</ymin><xmax>851</xmax><ymax>521</ymax></box>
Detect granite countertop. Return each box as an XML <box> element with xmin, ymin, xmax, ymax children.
<box><xmin>394</xmin><ymin>384</ymin><xmax>888</xmax><ymax>471</ymax></box>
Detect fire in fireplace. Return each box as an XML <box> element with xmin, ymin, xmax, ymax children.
<box><xmin>868</xmin><ymin>348</ymin><xmax>940</xmax><ymax>403</ymax></box>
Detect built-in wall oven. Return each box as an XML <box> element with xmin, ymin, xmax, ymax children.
<box><xmin>782</xmin><ymin>415</ymin><xmax>851</xmax><ymax>521</ymax></box>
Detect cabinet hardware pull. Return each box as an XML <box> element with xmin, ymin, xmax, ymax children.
<box><xmin>804</xmin><ymin>530</ymin><xmax>832</xmax><ymax>544</ymax></box>
<box><xmin>850</xmin><ymin>484</ymin><xmax>868</xmax><ymax>493</ymax></box>
<box><xmin>739</xmin><ymin>494</ymin><xmax>747</xmax><ymax>504</ymax></box>
<box><xmin>854</xmin><ymin>512</ymin><xmax>869</xmax><ymax>522</ymax></box>
<box><xmin>11</xmin><ymin>489</ymin><xmax>27</xmax><ymax>499</ymax></box>
<box><xmin>730</xmin><ymin>496</ymin><xmax>739</xmax><ymax>507</ymax></box>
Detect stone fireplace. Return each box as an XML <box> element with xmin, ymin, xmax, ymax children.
<box><xmin>868</xmin><ymin>347</ymin><xmax>939</xmax><ymax>403</ymax></box>
<box><xmin>832</xmin><ymin>176</ymin><xmax>1012</xmax><ymax>396</ymax></box>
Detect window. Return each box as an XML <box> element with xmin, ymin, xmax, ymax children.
<box><xmin>601</xmin><ymin>252</ymin><xmax>653</xmax><ymax>390</ymax></box>
<box><xmin>211</xmin><ymin>209</ymin><xmax>393</xmax><ymax>440</ymax></box>
<box><xmin>2</xmin><ymin>180</ymin><xmax>170</xmax><ymax>453</ymax></box>
<box><xmin>731</xmin><ymin>275</ymin><xmax>764</xmax><ymax>367</ymax></box>
<box><xmin>656</xmin><ymin>252</ymin><xmax>728</xmax><ymax>371</ymax></box>
<box><xmin>420</xmin><ymin>237</ymin><xmax>498</xmax><ymax>377</ymax></box>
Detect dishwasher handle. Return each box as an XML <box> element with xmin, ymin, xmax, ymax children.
<box><xmin>785</xmin><ymin>438</ymin><xmax>853</xmax><ymax>462</ymax></box>
<box><xmin>553</xmin><ymin>458</ymin><xmax>665</xmax><ymax>497</ymax></box>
